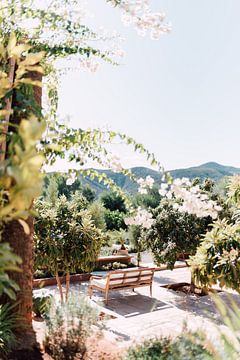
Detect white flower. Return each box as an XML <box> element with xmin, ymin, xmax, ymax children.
<box><xmin>66</xmin><ymin>173</ymin><xmax>77</xmax><ymax>186</ymax></box>
<box><xmin>137</xmin><ymin>175</ymin><xmax>154</xmax><ymax>194</ymax></box>
<box><xmin>145</xmin><ymin>175</ymin><xmax>154</xmax><ymax>188</ymax></box>
<box><xmin>138</xmin><ymin>188</ymin><xmax>148</xmax><ymax>194</ymax></box>
<box><xmin>173</xmin><ymin>178</ymin><xmax>183</xmax><ymax>186</ymax></box>
<box><xmin>117</xmin><ymin>0</ymin><xmax>171</xmax><ymax>39</ymax></box>
<box><xmin>159</xmin><ymin>189</ymin><xmax>167</xmax><ymax>196</ymax></box>
<box><xmin>166</xmin><ymin>191</ymin><xmax>172</xmax><ymax>199</ymax></box>
<box><xmin>160</xmin><ymin>177</ymin><xmax>222</xmax><ymax>219</ymax></box>
<box><xmin>160</xmin><ymin>183</ymin><xmax>168</xmax><ymax>190</ymax></box>
<box><xmin>125</xmin><ymin>207</ymin><xmax>154</xmax><ymax>229</ymax></box>
<box><xmin>80</xmin><ymin>58</ymin><xmax>99</xmax><ymax>73</ymax></box>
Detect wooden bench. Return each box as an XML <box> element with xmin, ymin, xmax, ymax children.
<box><xmin>89</xmin><ymin>267</ymin><xmax>155</xmax><ymax>304</ymax></box>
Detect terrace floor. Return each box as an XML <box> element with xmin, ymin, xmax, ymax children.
<box><xmin>33</xmin><ymin>265</ymin><xmax>240</xmax><ymax>348</ymax></box>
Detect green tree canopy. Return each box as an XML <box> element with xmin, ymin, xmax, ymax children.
<box><xmin>143</xmin><ymin>199</ymin><xmax>212</xmax><ymax>269</ymax></box>
<box><xmin>101</xmin><ymin>191</ymin><xmax>127</xmax><ymax>213</ymax></box>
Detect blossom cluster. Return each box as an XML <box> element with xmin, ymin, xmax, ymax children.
<box><xmin>125</xmin><ymin>206</ymin><xmax>154</xmax><ymax>229</ymax></box>
<box><xmin>79</xmin><ymin>58</ymin><xmax>99</xmax><ymax>73</ymax></box>
<box><xmin>104</xmin><ymin>154</ymin><xmax>123</xmax><ymax>172</ymax></box>
<box><xmin>111</xmin><ymin>0</ymin><xmax>171</xmax><ymax>39</ymax></box>
<box><xmin>159</xmin><ymin>178</ymin><xmax>222</xmax><ymax>219</ymax></box>
<box><xmin>137</xmin><ymin>175</ymin><xmax>154</xmax><ymax>194</ymax></box>
<box><xmin>66</xmin><ymin>172</ymin><xmax>77</xmax><ymax>186</ymax></box>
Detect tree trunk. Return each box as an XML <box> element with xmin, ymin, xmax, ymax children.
<box><xmin>2</xmin><ymin>219</ymin><xmax>34</xmax><ymax>329</ymax></box>
<box><xmin>65</xmin><ymin>271</ymin><xmax>70</xmax><ymax>302</ymax></box>
<box><xmin>56</xmin><ymin>272</ymin><xmax>64</xmax><ymax>304</ymax></box>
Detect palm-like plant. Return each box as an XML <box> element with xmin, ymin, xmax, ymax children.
<box><xmin>0</xmin><ymin>304</ymin><xmax>17</xmax><ymax>358</ymax></box>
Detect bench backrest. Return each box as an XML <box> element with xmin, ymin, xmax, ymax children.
<box><xmin>107</xmin><ymin>268</ymin><xmax>154</xmax><ymax>288</ymax></box>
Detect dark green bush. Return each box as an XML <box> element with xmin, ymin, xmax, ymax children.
<box><xmin>104</xmin><ymin>209</ymin><xmax>127</xmax><ymax>230</ymax></box>
<box><xmin>143</xmin><ymin>200</ymin><xmax>212</xmax><ymax>269</ymax></box>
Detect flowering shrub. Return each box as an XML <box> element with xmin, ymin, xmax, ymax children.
<box><xmin>125</xmin><ymin>206</ymin><xmax>154</xmax><ymax>229</ymax></box>
<box><xmin>159</xmin><ymin>178</ymin><xmax>222</xmax><ymax>219</ymax></box>
<box><xmin>189</xmin><ymin>220</ymin><xmax>240</xmax><ymax>292</ymax></box>
<box><xmin>142</xmin><ymin>200</ymin><xmax>212</xmax><ymax>269</ymax></box>
<box><xmin>137</xmin><ymin>175</ymin><xmax>155</xmax><ymax>194</ymax></box>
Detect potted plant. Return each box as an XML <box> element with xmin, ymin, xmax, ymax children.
<box><xmin>116</xmin><ymin>231</ymin><xmax>129</xmax><ymax>255</ymax></box>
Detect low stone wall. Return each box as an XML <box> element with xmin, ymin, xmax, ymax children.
<box><xmin>95</xmin><ymin>254</ymin><xmax>133</xmax><ymax>267</ymax></box>
<box><xmin>33</xmin><ymin>273</ymin><xmax>91</xmax><ymax>288</ymax></box>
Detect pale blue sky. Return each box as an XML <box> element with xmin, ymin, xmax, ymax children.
<box><xmin>58</xmin><ymin>0</ymin><xmax>240</xmax><ymax>170</ymax></box>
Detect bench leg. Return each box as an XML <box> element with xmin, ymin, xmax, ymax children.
<box><xmin>132</xmin><ymin>288</ymin><xmax>135</xmax><ymax>292</ymax></box>
<box><xmin>105</xmin><ymin>290</ymin><xmax>109</xmax><ymax>305</ymax></box>
<box><xmin>150</xmin><ymin>284</ymin><xmax>152</xmax><ymax>297</ymax></box>
<box><xmin>89</xmin><ymin>286</ymin><xmax>93</xmax><ymax>299</ymax></box>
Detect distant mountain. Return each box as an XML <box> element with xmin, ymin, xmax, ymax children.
<box><xmin>170</xmin><ymin>162</ymin><xmax>240</xmax><ymax>181</ymax></box>
<box><xmin>79</xmin><ymin>167</ymin><xmax>160</xmax><ymax>195</ymax></box>
<box><xmin>79</xmin><ymin>162</ymin><xmax>240</xmax><ymax>195</ymax></box>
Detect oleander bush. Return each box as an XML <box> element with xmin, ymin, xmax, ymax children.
<box><xmin>189</xmin><ymin>220</ymin><xmax>240</xmax><ymax>292</ymax></box>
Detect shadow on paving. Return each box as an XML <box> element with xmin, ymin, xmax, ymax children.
<box><xmin>153</xmin><ymin>283</ymin><xmax>240</xmax><ymax>327</ymax></box>
<box><xmin>101</xmin><ymin>293</ymin><xmax>173</xmax><ymax>318</ymax></box>
<box><xmin>153</xmin><ymin>275</ymin><xmax>185</xmax><ymax>286</ymax></box>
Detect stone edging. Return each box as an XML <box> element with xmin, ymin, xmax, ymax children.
<box><xmin>33</xmin><ymin>273</ymin><xmax>91</xmax><ymax>288</ymax></box>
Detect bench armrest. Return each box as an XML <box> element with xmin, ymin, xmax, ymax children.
<box><xmin>90</xmin><ymin>275</ymin><xmax>106</xmax><ymax>281</ymax></box>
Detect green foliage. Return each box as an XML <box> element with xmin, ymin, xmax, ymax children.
<box><xmin>0</xmin><ymin>34</ymin><xmax>45</xmax><ymax>222</ymax></box>
<box><xmin>82</xmin><ymin>185</ymin><xmax>96</xmax><ymax>203</ymax></box>
<box><xmin>99</xmin><ymin>246</ymin><xmax>114</xmax><ymax>257</ymax></box>
<box><xmin>34</xmin><ymin>194</ymin><xmax>103</xmax><ymax>275</ymax></box>
<box><xmin>143</xmin><ymin>200</ymin><xmax>212</xmax><ymax>269</ymax></box>
<box><xmin>101</xmin><ymin>191</ymin><xmax>127</xmax><ymax>213</ymax></box>
<box><xmin>227</xmin><ymin>175</ymin><xmax>240</xmax><ymax>207</ymax></box>
<box><xmin>0</xmin><ymin>243</ymin><xmax>21</xmax><ymax>300</ymax></box>
<box><xmin>44</xmin><ymin>175</ymin><xmax>59</xmax><ymax>205</ymax></box>
<box><xmin>133</xmin><ymin>185</ymin><xmax>161</xmax><ymax>209</ymax></box>
<box><xmin>0</xmin><ymin>304</ymin><xmax>17</xmax><ymax>358</ymax></box>
<box><xmin>189</xmin><ymin>220</ymin><xmax>240</xmax><ymax>291</ymax></box>
<box><xmin>128</xmin><ymin>225</ymin><xmax>146</xmax><ymax>265</ymax></box>
<box><xmin>104</xmin><ymin>209</ymin><xmax>127</xmax><ymax>231</ymax></box>
<box><xmin>87</xmin><ymin>201</ymin><xmax>106</xmax><ymax>231</ymax></box>
<box><xmin>33</xmin><ymin>294</ymin><xmax>53</xmax><ymax>318</ymax></box>
<box><xmin>213</xmin><ymin>296</ymin><xmax>240</xmax><ymax>359</ymax></box>
<box><xmin>44</xmin><ymin>294</ymin><xmax>100</xmax><ymax>360</ymax></box>
<box><xmin>125</xmin><ymin>333</ymin><xmax>211</xmax><ymax>360</ymax></box>
<box><xmin>0</xmin><ymin>34</ymin><xmax>46</xmax><ymax>304</ymax></box>
<box><xmin>104</xmin><ymin>229</ymin><xmax>128</xmax><ymax>246</ymax></box>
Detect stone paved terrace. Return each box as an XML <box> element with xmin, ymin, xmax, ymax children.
<box><xmin>33</xmin><ymin>266</ymin><xmax>240</xmax><ymax>347</ymax></box>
